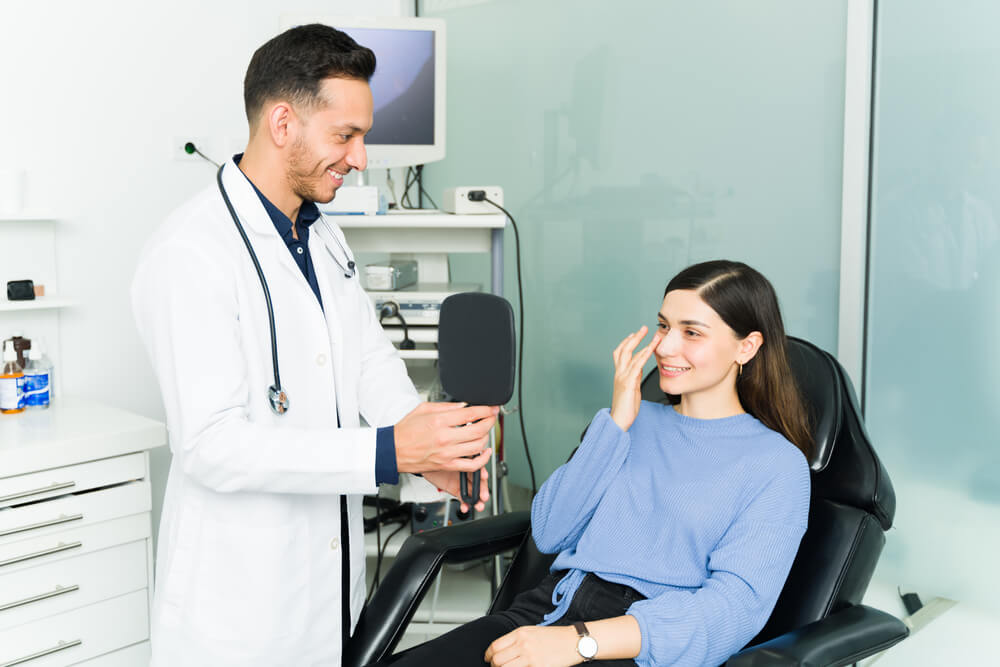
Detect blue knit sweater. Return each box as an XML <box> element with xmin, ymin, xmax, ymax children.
<box><xmin>531</xmin><ymin>401</ymin><xmax>810</xmax><ymax>667</ymax></box>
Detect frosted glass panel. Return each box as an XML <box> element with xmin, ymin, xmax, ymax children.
<box><xmin>867</xmin><ymin>0</ymin><xmax>1000</xmax><ymax>611</ymax></box>
<box><xmin>424</xmin><ymin>0</ymin><xmax>847</xmax><ymax>487</ymax></box>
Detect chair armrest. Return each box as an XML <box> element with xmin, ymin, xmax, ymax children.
<box><xmin>726</xmin><ymin>604</ymin><xmax>909</xmax><ymax>667</ymax></box>
<box><xmin>344</xmin><ymin>511</ymin><xmax>531</xmax><ymax>667</ymax></box>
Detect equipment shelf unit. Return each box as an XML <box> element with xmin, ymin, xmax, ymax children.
<box><xmin>0</xmin><ymin>214</ymin><xmax>73</xmax><ymax>399</ymax></box>
<box><xmin>342</xmin><ymin>209</ymin><xmax>506</xmax><ymax>648</ymax></box>
<box><xmin>338</xmin><ymin>208</ymin><xmax>506</xmax><ymax>360</ymax></box>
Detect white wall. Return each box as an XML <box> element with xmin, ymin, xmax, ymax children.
<box><xmin>0</xmin><ymin>0</ymin><xmax>411</xmax><ymax>547</ymax></box>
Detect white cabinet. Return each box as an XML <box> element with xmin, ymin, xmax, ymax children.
<box><xmin>0</xmin><ymin>398</ymin><xmax>165</xmax><ymax>666</ymax></box>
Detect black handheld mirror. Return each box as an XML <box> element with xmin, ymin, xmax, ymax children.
<box><xmin>437</xmin><ymin>292</ymin><xmax>516</xmax><ymax>507</ymax></box>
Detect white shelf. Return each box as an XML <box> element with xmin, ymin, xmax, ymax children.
<box><xmin>337</xmin><ymin>211</ymin><xmax>505</xmax><ymax>229</ymax></box>
<box><xmin>384</xmin><ymin>327</ymin><xmax>438</xmax><ymax>344</ymax></box>
<box><xmin>0</xmin><ymin>298</ymin><xmax>75</xmax><ymax>312</ymax></box>
<box><xmin>0</xmin><ymin>214</ymin><xmax>58</xmax><ymax>223</ymax></box>
<box><xmin>399</xmin><ymin>349</ymin><xmax>438</xmax><ymax>360</ymax></box>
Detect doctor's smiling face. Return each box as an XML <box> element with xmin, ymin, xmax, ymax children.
<box><xmin>287</xmin><ymin>77</ymin><xmax>372</xmax><ymax>205</ymax></box>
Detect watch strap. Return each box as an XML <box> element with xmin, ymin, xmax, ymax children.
<box><xmin>574</xmin><ymin>621</ymin><xmax>597</xmax><ymax>661</ymax></box>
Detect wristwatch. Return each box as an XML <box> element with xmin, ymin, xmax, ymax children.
<box><xmin>573</xmin><ymin>621</ymin><xmax>598</xmax><ymax>662</ymax></box>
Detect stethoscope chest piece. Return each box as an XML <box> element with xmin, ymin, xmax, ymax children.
<box><xmin>268</xmin><ymin>385</ymin><xmax>290</xmax><ymax>415</ymax></box>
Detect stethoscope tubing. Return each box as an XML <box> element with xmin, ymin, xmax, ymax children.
<box><xmin>216</xmin><ymin>165</ymin><xmax>288</xmax><ymax>414</ymax></box>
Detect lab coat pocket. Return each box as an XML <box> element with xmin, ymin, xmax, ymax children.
<box><xmin>187</xmin><ymin>508</ymin><xmax>309</xmax><ymax>643</ymax></box>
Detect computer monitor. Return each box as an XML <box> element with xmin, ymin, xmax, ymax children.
<box><xmin>280</xmin><ymin>15</ymin><xmax>447</xmax><ymax>170</ymax></box>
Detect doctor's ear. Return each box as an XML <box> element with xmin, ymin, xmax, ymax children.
<box><xmin>265</xmin><ymin>102</ymin><xmax>294</xmax><ymax>148</ymax></box>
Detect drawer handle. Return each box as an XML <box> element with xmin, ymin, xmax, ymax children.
<box><xmin>0</xmin><ymin>541</ymin><xmax>83</xmax><ymax>569</ymax></box>
<box><xmin>0</xmin><ymin>584</ymin><xmax>80</xmax><ymax>613</ymax></box>
<box><xmin>1</xmin><ymin>639</ymin><xmax>83</xmax><ymax>667</ymax></box>
<box><xmin>0</xmin><ymin>513</ymin><xmax>84</xmax><ymax>538</ymax></box>
<box><xmin>0</xmin><ymin>481</ymin><xmax>76</xmax><ymax>505</ymax></box>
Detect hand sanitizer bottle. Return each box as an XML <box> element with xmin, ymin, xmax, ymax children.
<box><xmin>24</xmin><ymin>344</ymin><xmax>53</xmax><ymax>409</ymax></box>
<box><xmin>1</xmin><ymin>340</ymin><xmax>25</xmax><ymax>414</ymax></box>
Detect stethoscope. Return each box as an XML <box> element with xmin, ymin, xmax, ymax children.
<box><xmin>216</xmin><ymin>164</ymin><xmax>356</xmax><ymax>416</ymax></box>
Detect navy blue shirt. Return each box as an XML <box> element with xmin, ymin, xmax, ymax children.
<box><xmin>234</xmin><ymin>157</ymin><xmax>398</xmax><ymax>484</ymax></box>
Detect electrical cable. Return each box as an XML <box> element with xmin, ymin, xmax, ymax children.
<box><xmin>385</xmin><ymin>168</ymin><xmax>399</xmax><ymax>208</ymax></box>
<box><xmin>184</xmin><ymin>141</ymin><xmax>220</xmax><ymax>168</ymax></box>
<box><xmin>400</xmin><ymin>166</ymin><xmax>417</xmax><ymax>209</ymax></box>
<box><xmin>367</xmin><ymin>520</ymin><xmax>409</xmax><ymax>603</ymax></box>
<box><xmin>415</xmin><ymin>164</ymin><xmax>439</xmax><ymax>210</ymax></box>
<box><xmin>481</xmin><ymin>196</ymin><xmax>537</xmax><ymax>496</ymax></box>
<box><xmin>379</xmin><ymin>302</ymin><xmax>416</xmax><ymax>350</ymax></box>
<box><xmin>399</xmin><ymin>165</ymin><xmax>438</xmax><ymax>210</ymax></box>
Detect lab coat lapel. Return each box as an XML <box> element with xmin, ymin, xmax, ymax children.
<box><xmin>311</xmin><ymin>216</ymin><xmax>349</xmax><ymax>388</ymax></box>
<box><xmin>219</xmin><ymin>160</ymin><xmax>316</xmax><ymax>292</ymax></box>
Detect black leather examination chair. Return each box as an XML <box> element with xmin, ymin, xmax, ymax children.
<box><xmin>344</xmin><ymin>337</ymin><xmax>910</xmax><ymax>666</ymax></box>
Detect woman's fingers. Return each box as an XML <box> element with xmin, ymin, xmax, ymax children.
<box><xmin>630</xmin><ymin>330</ymin><xmax>663</xmax><ymax>372</ymax></box>
<box><xmin>614</xmin><ymin>326</ymin><xmax>649</xmax><ymax>371</ymax></box>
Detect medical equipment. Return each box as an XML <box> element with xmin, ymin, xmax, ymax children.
<box><xmin>281</xmin><ymin>16</ymin><xmax>448</xmax><ymax>170</ymax></box>
<box><xmin>319</xmin><ymin>185</ymin><xmax>381</xmax><ymax>215</ymax></box>
<box><xmin>367</xmin><ymin>283</ymin><xmax>479</xmax><ymax>327</ymax></box>
<box><xmin>442</xmin><ymin>186</ymin><xmax>504</xmax><ymax>214</ymax></box>
<box><xmin>215</xmin><ymin>165</ymin><xmax>357</xmax><ymax>416</ymax></box>
<box><xmin>364</xmin><ymin>260</ymin><xmax>418</xmax><ymax>290</ymax></box>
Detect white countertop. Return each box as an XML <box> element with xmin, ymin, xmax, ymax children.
<box><xmin>0</xmin><ymin>398</ymin><xmax>166</xmax><ymax>478</ymax></box>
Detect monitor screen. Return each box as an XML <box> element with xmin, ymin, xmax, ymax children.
<box><xmin>341</xmin><ymin>27</ymin><xmax>435</xmax><ymax>147</ymax></box>
<box><xmin>280</xmin><ymin>16</ymin><xmax>447</xmax><ymax>169</ymax></box>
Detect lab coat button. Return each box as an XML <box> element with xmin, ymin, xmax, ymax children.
<box><xmin>317</xmin><ymin>354</ymin><xmax>327</xmax><ymax>366</ymax></box>
<box><xmin>330</xmin><ymin>538</ymin><xmax>339</xmax><ymax>550</ymax></box>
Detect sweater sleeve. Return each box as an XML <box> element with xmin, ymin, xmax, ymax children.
<box><xmin>626</xmin><ymin>454</ymin><xmax>810</xmax><ymax>667</ymax></box>
<box><xmin>530</xmin><ymin>409</ymin><xmax>631</xmax><ymax>554</ymax></box>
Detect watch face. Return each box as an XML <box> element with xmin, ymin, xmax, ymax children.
<box><xmin>578</xmin><ymin>635</ymin><xmax>598</xmax><ymax>659</ymax></box>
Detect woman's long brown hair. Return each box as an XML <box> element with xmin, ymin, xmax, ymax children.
<box><xmin>664</xmin><ymin>260</ymin><xmax>814</xmax><ymax>460</ymax></box>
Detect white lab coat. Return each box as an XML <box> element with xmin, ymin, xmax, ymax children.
<box><xmin>132</xmin><ymin>160</ymin><xmax>420</xmax><ymax>666</ymax></box>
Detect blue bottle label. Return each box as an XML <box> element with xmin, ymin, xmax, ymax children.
<box><xmin>23</xmin><ymin>372</ymin><xmax>50</xmax><ymax>406</ymax></box>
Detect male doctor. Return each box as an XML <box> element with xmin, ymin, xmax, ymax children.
<box><xmin>132</xmin><ymin>24</ymin><xmax>495</xmax><ymax>666</ymax></box>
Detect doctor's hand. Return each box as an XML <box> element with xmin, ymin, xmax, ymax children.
<box><xmin>610</xmin><ymin>326</ymin><xmax>663</xmax><ymax>432</ymax></box>
<box><xmin>422</xmin><ymin>466</ymin><xmax>490</xmax><ymax>513</ymax></box>
<box><xmin>394</xmin><ymin>401</ymin><xmax>497</xmax><ymax>475</ymax></box>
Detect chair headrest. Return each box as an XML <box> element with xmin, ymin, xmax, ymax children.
<box><xmin>785</xmin><ymin>337</ymin><xmax>840</xmax><ymax>472</ymax></box>
<box><xmin>786</xmin><ymin>337</ymin><xmax>895</xmax><ymax>529</ymax></box>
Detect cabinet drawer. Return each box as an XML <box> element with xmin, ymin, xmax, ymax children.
<box><xmin>74</xmin><ymin>642</ymin><xmax>149</xmax><ymax>666</ymax></box>
<box><xmin>0</xmin><ymin>454</ymin><xmax>146</xmax><ymax>510</ymax></box>
<box><xmin>0</xmin><ymin>540</ymin><xmax>148</xmax><ymax>631</ymax></box>
<box><xmin>0</xmin><ymin>514</ymin><xmax>149</xmax><ymax>579</ymax></box>
<box><xmin>0</xmin><ymin>590</ymin><xmax>149</xmax><ymax>667</ymax></box>
<box><xmin>0</xmin><ymin>482</ymin><xmax>150</xmax><ymax>549</ymax></box>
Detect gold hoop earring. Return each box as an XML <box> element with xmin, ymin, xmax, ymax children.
<box><xmin>738</xmin><ymin>363</ymin><xmax>743</xmax><ymax>378</ymax></box>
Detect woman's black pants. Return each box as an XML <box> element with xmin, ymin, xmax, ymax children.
<box><xmin>370</xmin><ymin>570</ymin><xmax>644</xmax><ymax>666</ymax></box>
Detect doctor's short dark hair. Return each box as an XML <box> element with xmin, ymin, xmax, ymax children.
<box><xmin>243</xmin><ymin>23</ymin><xmax>376</xmax><ymax>125</ymax></box>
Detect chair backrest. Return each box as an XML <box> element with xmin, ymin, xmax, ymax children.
<box><xmin>493</xmin><ymin>337</ymin><xmax>897</xmax><ymax>648</ymax></box>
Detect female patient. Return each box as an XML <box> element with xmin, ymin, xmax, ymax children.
<box><xmin>386</xmin><ymin>260</ymin><xmax>813</xmax><ymax>667</ymax></box>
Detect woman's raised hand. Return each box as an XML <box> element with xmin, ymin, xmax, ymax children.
<box><xmin>610</xmin><ymin>325</ymin><xmax>663</xmax><ymax>432</ymax></box>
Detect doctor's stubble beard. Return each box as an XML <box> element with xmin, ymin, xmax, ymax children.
<box><xmin>287</xmin><ymin>135</ymin><xmax>341</xmax><ymax>205</ymax></box>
